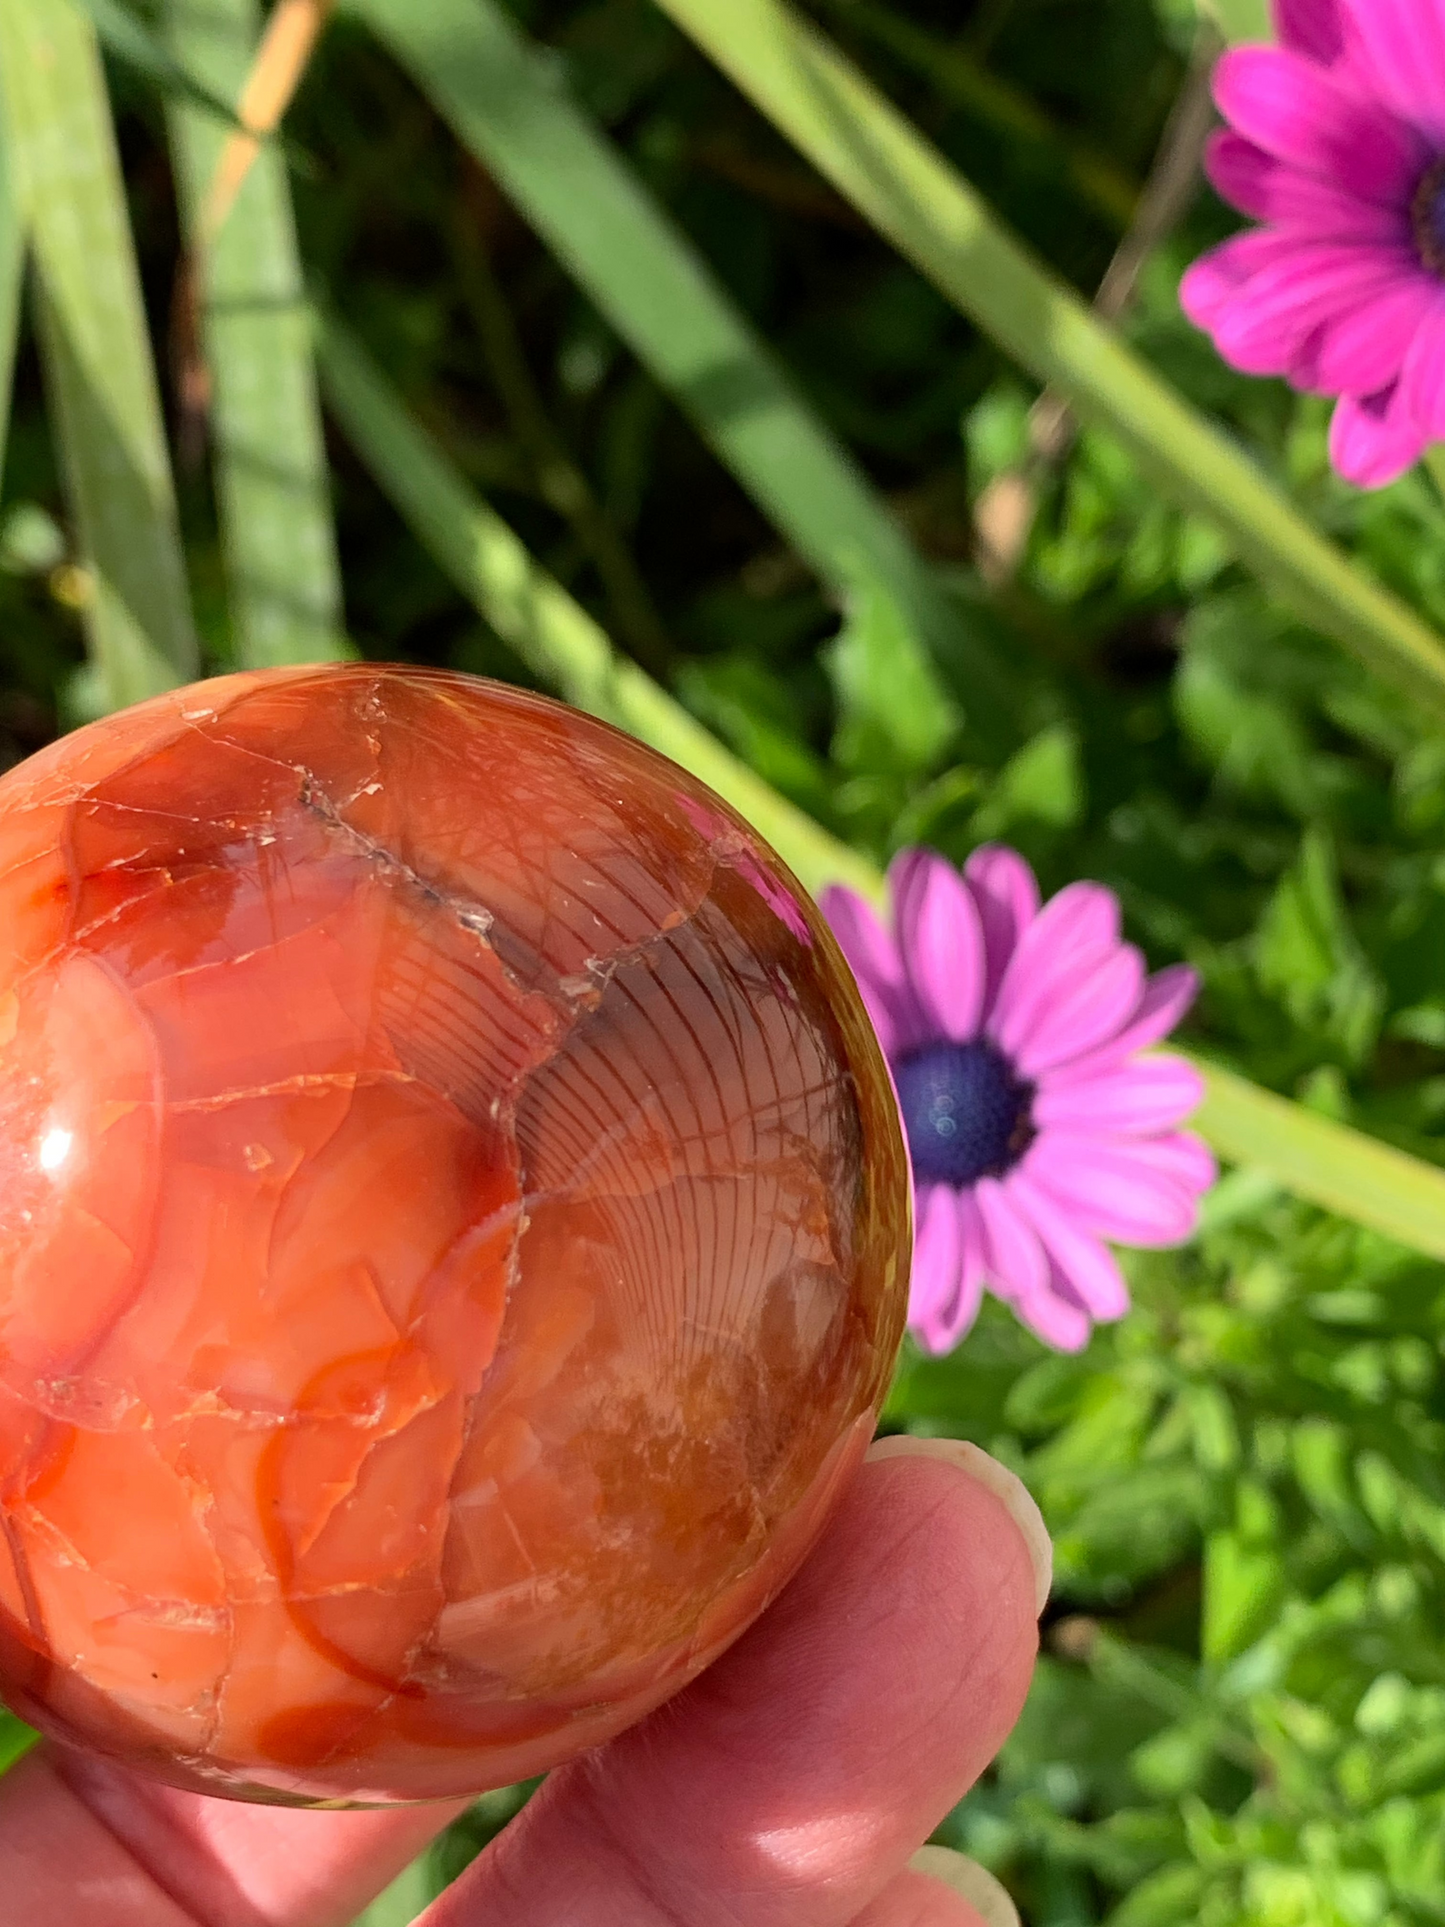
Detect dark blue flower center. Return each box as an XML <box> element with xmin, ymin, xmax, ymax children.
<box><xmin>892</xmin><ymin>1039</ymin><xmax>1035</xmax><ymax>1189</ymax></box>
<box><xmin>1413</xmin><ymin>160</ymin><xmax>1445</xmax><ymax>276</ymax></box>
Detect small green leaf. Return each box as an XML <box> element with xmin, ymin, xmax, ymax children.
<box><xmin>825</xmin><ymin>558</ymin><xmax>957</xmax><ymax>778</ymax></box>
<box><xmin>0</xmin><ymin>0</ymin><xmax>197</xmax><ymax>707</ymax></box>
<box><xmin>974</xmin><ymin>724</ymin><xmax>1085</xmax><ymax>836</ymax></box>
<box><xmin>1254</xmin><ymin>830</ymin><xmax>1384</xmax><ymax>1064</ymax></box>
<box><xmin>1203</xmin><ymin>1529</ymin><xmax>1285</xmax><ymax>1664</ymax></box>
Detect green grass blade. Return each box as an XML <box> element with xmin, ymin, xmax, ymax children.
<box><xmin>1201</xmin><ymin>0</ymin><xmax>1270</xmax><ymax>40</ymax></box>
<box><xmin>79</xmin><ymin>0</ymin><xmax>251</xmax><ymax>129</ymax></box>
<box><xmin>344</xmin><ymin>0</ymin><xmax>1011</xmax><ymax>751</ymax></box>
<box><xmin>652</xmin><ymin>0</ymin><xmax>1445</xmax><ymax>729</ymax></box>
<box><xmin>1191</xmin><ymin>1060</ymin><xmax>1445</xmax><ymax>1261</ymax></box>
<box><xmin>165</xmin><ymin>0</ymin><xmax>347</xmax><ymax>667</ymax></box>
<box><xmin>0</xmin><ymin>89</ymin><xmax>24</xmax><ymax>492</ymax></box>
<box><xmin>321</xmin><ymin>310</ymin><xmax>1445</xmax><ymax>1265</ymax></box>
<box><xmin>0</xmin><ymin>0</ymin><xmax>196</xmax><ymax>707</ymax></box>
<box><xmin>317</xmin><ymin>311</ymin><xmax>881</xmax><ymax>899</ymax></box>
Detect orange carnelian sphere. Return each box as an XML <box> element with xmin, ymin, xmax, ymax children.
<box><xmin>0</xmin><ymin>665</ymin><xmax>909</xmax><ymax>1805</ymax></box>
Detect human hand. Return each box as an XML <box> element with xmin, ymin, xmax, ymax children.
<box><xmin>0</xmin><ymin>1434</ymin><xmax>1047</xmax><ymax>1927</ymax></box>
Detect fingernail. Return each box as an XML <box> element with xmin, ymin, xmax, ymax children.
<box><xmin>866</xmin><ymin>1436</ymin><xmax>1052</xmax><ymax>1615</ymax></box>
<box><xmin>907</xmin><ymin>1847</ymin><xmax>1020</xmax><ymax>1927</ymax></box>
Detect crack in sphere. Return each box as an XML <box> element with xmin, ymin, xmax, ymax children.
<box><xmin>0</xmin><ymin>665</ymin><xmax>910</xmax><ymax>1807</ymax></box>
<box><xmin>893</xmin><ymin>1039</ymin><xmax>1035</xmax><ymax>1187</ymax></box>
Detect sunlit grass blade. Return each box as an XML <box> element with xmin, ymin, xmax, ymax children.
<box><xmin>652</xmin><ymin>0</ymin><xmax>1445</xmax><ymax>729</ymax></box>
<box><xmin>317</xmin><ymin>311</ymin><xmax>881</xmax><ymax>899</ymax></box>
<box><xmin>0</xmin><ymin>95</ymin><xmax>23</xmax><ymax>492</ymax></box>
<box><xmin>345</xmin><ymin>0</ymin><xmax>1010</xmax><ymax>753</ymax></box>
<box><xmin>166</xmin><ymin>0</ymin><xmax>346</xmax><ymax>668</ymax></box>
<box><xmin>321</xmin><ymin>310</ymin><xmax>1445</xmax><ymax>1265</ymax></box>
<box><xmin>1190</xmin><ymin>1060</ymin><xmax>1445</xmax><ymax>1262</ymax></box>
<box><xmin>0</xmin><ymin>0</ymin><xmax>196</xmax><ymax>708</ymax></box>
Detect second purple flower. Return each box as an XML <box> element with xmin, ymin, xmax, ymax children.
<box><xmin>824</xmin><ymin>848</ymin><xmax>1213</xmax><ymax>1357</ymax></box>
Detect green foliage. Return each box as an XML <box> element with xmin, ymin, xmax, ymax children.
<box><xmin>6</xmin><ymin>2</ymin><xmax>1445</xmax><ymax>1924</ymax></box>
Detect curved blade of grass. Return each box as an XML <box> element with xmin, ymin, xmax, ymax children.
<box><xmin>652</xmin><ymin>0</ymin><xmax>1445</xmax><ymax>729</ymax></box>
<box><xmin>0</xmin><ymin>0</ymin><xmax>195</xmax><ymax>707</ymax></box>
<box><xmin>321</xmin><ymin>310</ymin><xmax>1445</xmax><ymax>1263</ymax></box>
<box><xmin>344</xmin><ymin>0</ymin><xmax>1011</xmax><ymax>755</ymax></box>
<box><xmin>0</xmin><ymin>97</ymin><xmax>23</xmax><ymax>492</ymax></box>
<box><xmin>317</xmin><ymin>311</ymin><xmax>880</xmax><ymax>900</ymax></box>
<box><xmin>165</xmin><ymin>0</ymin><xmax>347</xmax><ymax>667</ymax></box>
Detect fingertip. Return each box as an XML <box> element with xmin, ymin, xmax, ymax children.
<box><xmin>866</xmin><ymin>1435</ymin><xmax>1052</xmax><ymax>1615</ymax></box>
<box><xmin>908</xmin><ymin>1847</ymin><xmax>1020</xmax><ymax>1927</ymax></box>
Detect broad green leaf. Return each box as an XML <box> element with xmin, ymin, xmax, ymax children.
<box><xmin>652</xmin><ymin>0</ymin><xmax>1445</xmax><ymax>730</ymax></box>
<box><xmin>318</xmin><ymin>317</ymin><xmax>1445</xmax><ymax>1271</ymax></box>
<box><xmin>342</xmin><ymin>0</ymin><xmax>1009</xmax><ymax>752</ymax></box>
<box><xmin>0</xmin><ymin>0</ymin><xmax>196</xmax><ymax>707</ymax></box>
<box><xmin>165</xmin><ymin>0</ymin><xmax>346</xmax><ymax>667</ymax></box>
<box><xmin>316</xmin><ymin>312</ymin><xmax>880</xmax><ymax>900</ymax></box>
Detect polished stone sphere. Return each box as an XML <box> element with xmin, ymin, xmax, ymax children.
<box><xmin>0</xmin><ymin>665</ymin><xmax>910</xmax><ymax>1804</ymax></box>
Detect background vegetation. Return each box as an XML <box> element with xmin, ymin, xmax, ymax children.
<box><xmin>8</xmin><ymin>0</ymin><xmax>1445</xmax><ymax>1922</ymax></box>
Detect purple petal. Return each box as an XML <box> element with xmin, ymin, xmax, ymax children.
<box><xmin>1180</xmin><ymin>230</ymin><xmax>1306</xmax><ymax>331</ymax></box>
<box><xmin>1274</xmin><ymin>0</ymin><xmax>1347</xmax><ymax>66</ymax></box>
<box><xmin>963</xmin><ymin>843</ymin><xmax>1040</xmax><ymax>1020</ymax></box>
<box><xmin>1205</xmin><ymin>132</ymin><xmax>1411</xmax><ymax>242</ymax></box>
<box><xmin>1342</xmin><ymin>0</ymin><xmax>1445</xmax><ymax>146</ymax></box>
<box><xmin>1397</xmin><ymin>288</ymin><xmax>1445</xmax><ymax>439</ymax></box>
<box><xmin>1060</xmin><ymin>964</ymin><xmax>1199</xmax><ymax>1080</ymax></box>
<box><xmin>1329</xmin><ymin>385</ymin><xmax>1427</xmax><ymax>488</ymax></box>
<box><xmin>1310</xmin><ymin>277</ymin><xmax>1435</xmax><ymax>394</ymax></box>
<box><xmin>1012</xmin><ymin>943</ymin><xmax>1147</xmax><ymax>1080</ymax></box>
<box><xmin>1007</xmin><ymin>1171</ymin><xmax>1131</xmax><ymax>1322</ymax></box>
<box><xmin>821</xmin><ymin>883</ymin><xmax>909</xmax><ymax>1056</ymax></box>
<box><xmin>1211</xmin><ymin>245</ymin><xmax>1419</xmax><ymax>381</ymax></box>
<box><xmin>987</xmin><ymin>882</ymin><xmax>1121</xmax><ymax>1064</ymax></box>
<box><xmin>1023</xmin><ymin>1133</ymin><xmax>1207</xmax><ymax>1246</ymax></box>
<box><xmin>1140</xmin><ymin>1129</ymin><xmax>1219</xmax><ymax>1193</ymax></box>
<box><xmin>974</xmin><ymin>1173</ymin><xmax>1049</xmax><ymax>1305</ymax></box>
<box><xmin>1034</xmin><ymin>1054</ymin><xmax>1206</xmax><ymax>1135</ymax></box>
<box><xmin>914</xmin><ymin>1191</ymin><xmax>986</xmax><ymax>1354</ymax></box>
<box><xmin>891</xmin><ymin>849</ymin><xmax>986</xmax><ymax>1043</ymax></box>
<box><xmin>908</xmin><ymin>1183</ymin><xmax>961</xmax><ymax>1337</ymax></box>
<box><xmin>1015</xmin><ymin>1267</ymin><xmax>1093</xmax><ymax>1352</ymax></box>
<box><xmin>1214</xmin><ymin>47</ymin><xmax>1428</xmax><ymax>205</ymax></box>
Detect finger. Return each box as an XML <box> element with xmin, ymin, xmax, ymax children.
<box><xmin>0</xmin><ymin>1745</ymin><xmax>465</xmax><ymax>1927</ymax></box>
<box><xmin>425</xmin><ymin>1435</ymin><xmax>1045</xmax><ymax>1927</ymax></box>
<box><xmin>843</xmin><ymin>1848</ymin><xmax>1019</xmax><ymax>1927</ymax></box>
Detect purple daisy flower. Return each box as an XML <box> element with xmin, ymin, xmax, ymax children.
<box><xmin>822</xmin><ymin>847</ymin><xmax>1213</xmax><ymax>1355</ymax></box>
<box><xmin>1180</xmin><ymin>0</ymin><xmax>1445</xmax><ymax>488</ymax></box>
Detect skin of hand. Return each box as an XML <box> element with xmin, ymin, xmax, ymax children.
<box><xmin>0</xmin><ymin>1433</ymin><xmax>1048</xmax><ymax>1927</ymax></box>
